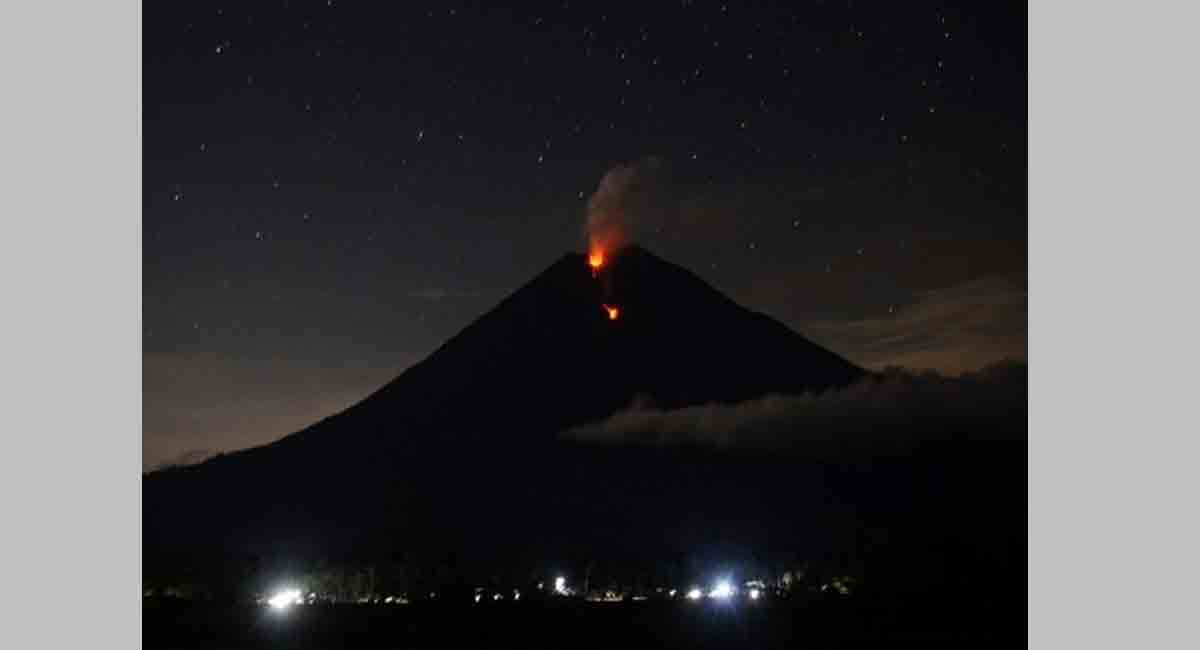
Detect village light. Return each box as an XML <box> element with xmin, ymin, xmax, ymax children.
<box><xmin>554</xmin><ymin>576</ymin><xmax>568</xmax><ymax>595</ymax></box>
<box><xmin>267</xmin><ymin>588</ymin><xmax>302</xmax><ymax>610</ymax></box>
<box><xmin>686</xmin><ymin>588</ymin><xmax>703</xmax><ymax>600</ymax></box>
<box><xmin>709</xmin><ymin>580</ymin><xmax>734</xmax><ymax>600</ymax></box>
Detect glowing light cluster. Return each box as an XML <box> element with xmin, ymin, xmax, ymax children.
<box><xmin>708</xmin><ymin>580</ymin><xmax>734</xmax><ymax>600</ymax></box>
<box><xmin>267</xmin><ymin>588</ymin><xmax>302</xmax><ymax>610</ymax></box>
<box><xmin>603</xmin><ymin>304</ymin><xmax>619</xmax><ymax>320</ymax></box>
<box><xmin>686</xmin><ymin>588</ymin><xmax>703</xmax><ymax>600</ymax></box>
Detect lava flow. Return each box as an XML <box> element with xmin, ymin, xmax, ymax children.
<box><xmin>587</xmin><ymin>248</ymin><xmax>619</xmax><ymax>321</ymax></box>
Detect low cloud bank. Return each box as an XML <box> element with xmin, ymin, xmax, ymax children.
<box><xmin>562</xmin><ymin>361</ymin><xmax>1026</xmax><ymax>456</ymax></box>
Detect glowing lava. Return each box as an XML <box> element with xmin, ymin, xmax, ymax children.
<box><xmin>588</xmin><ymin>250</ymin><xmax>604</xmax><ymax>277</ymax></box>
<box><xmin>589</xmin><ymin>249</ymin><xmax>617</xmax><ymax>320</ymax></box>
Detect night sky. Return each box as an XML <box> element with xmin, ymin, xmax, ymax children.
<box><xmin>144</xmin><ymin>1</ymin><xmax>1026</xmax><ymax>470</ymax></box>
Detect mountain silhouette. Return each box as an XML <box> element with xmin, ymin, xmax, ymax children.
<box><xmin>144</xmin><ymin>246</ymin><xmax>866</xmax><ymax>568</ymax></box>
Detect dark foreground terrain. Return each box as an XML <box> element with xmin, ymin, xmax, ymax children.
<box><xmin>144</xmin><ymin>594</ymin><xmax>1022</xmax><ymax>649</ymax></box>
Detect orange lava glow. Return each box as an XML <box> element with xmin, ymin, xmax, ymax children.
<box><xmin>588</xmin><ymin>250</ymin><xmax>604</xmax><ymax>274</ymax></box>
<box><xmin>604</xmin><ymin>304</ymin><xmax>619</xmax><ymax>320</ymax></box>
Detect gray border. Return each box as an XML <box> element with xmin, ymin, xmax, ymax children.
<box><xmin>1029</xmin><ymin>1</ymin><xmax>1198</xmax><ymax>647</ymax></box>
<box><xmin>1</xmin><ymin>1</ymin><xmax>140</xmax><ymax>647</ymax></box>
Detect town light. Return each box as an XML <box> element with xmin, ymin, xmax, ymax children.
<box><xmin>554</xmin><ymin>576</ymin><xmax>568</xmax><ymax>595</ymax></box>
<box><xmin>749</xmin><ymin>588</ymin><xmax>761</xmax><ymax>600</ymax></box>
<box><xmin>686</xmin><ymin>588</ymin><xmax>703</xmax><ymax>600</ymax></box>
<box><xmin>268</xmin><ymin>588</ymin><xmax>302</xmax><ymax>610</ymax></box>
<box><xmin>709</xmin><ymin>580</ymin><xmax>734</xmax><ymax>600</ymax></box>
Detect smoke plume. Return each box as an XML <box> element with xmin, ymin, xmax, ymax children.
<box><xmin>584</xmin><ymin>157</ymin><xmax>671</xmax><ymax>255</ymax></box>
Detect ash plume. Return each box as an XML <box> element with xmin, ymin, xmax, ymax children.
<box><xmin>584</xmin><ymin>156</ymin><xmax>671</xmax><ymax>255</ymax></box>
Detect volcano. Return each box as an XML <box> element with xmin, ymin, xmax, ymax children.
<box><xmin>346</xmin><ymin>244</ymin><xmax>860</xmax><ymax>444</ymax></box>
<box><xmin>144</xmin><ymin>246</ymin><xmax>865</xmax><ymax>573</ymax></box>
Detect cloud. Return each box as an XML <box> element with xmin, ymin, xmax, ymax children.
<box><xmin>805</xmin><ymin>273</ymin><xmax>1027</xmax><ymax>374</ymax></box>
<box><xmin>584</xmin><ymin>156</ymin><xmax>675</xmax><ymax>252</ymax></box>
<box><xmin>142</xmin><ymin>354</ymin><xmax>403</xmax><ymax>471</ymax></box>
<box><xmin>562</xmin><ymin>361</ymin><xmax>1026</xmax><ymax>456</ymax></box>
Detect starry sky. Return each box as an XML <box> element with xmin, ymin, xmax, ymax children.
<box><xmin>144</xmin><ymin>1</ymin><xmax>1026</xmax><ymax>470</ymax></box>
